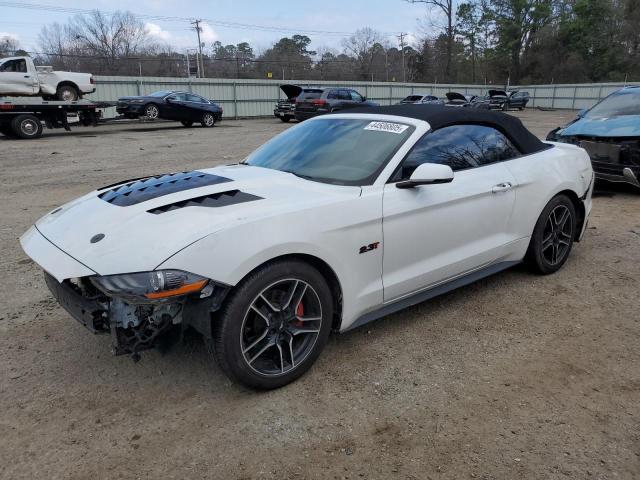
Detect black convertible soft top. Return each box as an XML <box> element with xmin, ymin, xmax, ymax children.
<box><xmin>340</xmin><ymin>104</ymin><xmax>550</xmax><ymax>155</ymax></box>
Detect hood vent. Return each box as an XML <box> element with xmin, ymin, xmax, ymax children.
<box><xmin>147</xmin><ymin>189</ymin><xmax>262</xmax><ymax>214</ymax></box>
<box><xmin>99</xmin><ymin>171</ymin><xmax>232</xmax><ymax>207</ymax></box>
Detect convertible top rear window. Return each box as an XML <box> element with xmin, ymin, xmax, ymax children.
<box><xmin>245</xmin><ymin>118</ymin><xmax>414</xmax><ymax>185</ymax></box>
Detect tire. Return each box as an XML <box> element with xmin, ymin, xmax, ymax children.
<box><xmin>525</xmin><ymin>194</ymin><xmax>576</xmax><ymax>274</ymax></box>
<box><xmin>10</xmin><ymin>114</ymin><xmax>43</xmax><ymax>139</ymax></box>
<box><xmin>519</xmin><ymin>107</ymin><xmax>524</xmax><ymax>111</ymax></box>
<box><xmin>201</xmin><ymin>112</ymin><xmax>216</xmax><ymax>127</ymax></box>
<box><xmin>56</xmin><ymin>84</ymin><xmax>79</xmax><ymax>101</ymax></box>
<box><xmin>143</xmin><ymin>104</ymin><xmax>159</xmax><ymax>119</ymax></box>
<box><xmin>279</xmin><ymin>116</ymin><xmax>291</xmax><ymax>123</ymax></box>
<box><xmin>212</xmin><ymin>260</ymin><xmax>333</xmax><ymax>389</ymax></box>
<box><xmin>181</xmin><ymin>121</ymin><xmax>194</xmax><ymax>127</ymax></box>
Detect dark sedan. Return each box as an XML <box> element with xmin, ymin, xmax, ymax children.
<box><xmin>116</xmin><ymin>90</ymin><xmax>223</xmax><ymax>127</ymax></box>
<box><xmin>294</xmin><ymin>87</ymin><xmax>377</xmax><ymax>121</ymax></box>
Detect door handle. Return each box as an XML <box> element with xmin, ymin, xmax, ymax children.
<box><xmin>491</xmin><ymin>182</ymin><xmax>513</xmax><ymax>193</ymax></box>
<box><xmin>24</xmin><ymin>75</ymin><xmax>30</xmax><ymax>78</ymax></box>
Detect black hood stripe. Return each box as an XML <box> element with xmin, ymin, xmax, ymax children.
<box><xmin>99</xmin><ymin>171</ymin><xmax>232</xmax><ymax>207</ymax></box>
<box><xmin>147</xmin><ymin>189</ymin><xmax>262</xmax><ymax>214</ymax></box>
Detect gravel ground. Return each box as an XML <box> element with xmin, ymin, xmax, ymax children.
<box><xmin>1</xmin><ymin>110</ymin><xmax>639</xmax><ymax>480</ymax></box>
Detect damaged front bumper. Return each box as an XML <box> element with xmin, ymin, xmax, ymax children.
<box><xmin>43</xmin><ymin>271</ymin><xmax>228</xmax><ymax>360</ymax></box>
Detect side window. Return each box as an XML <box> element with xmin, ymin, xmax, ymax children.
<box><xmin>392</xmin><ymin>124</ymin><xmax>521</xmax><ymax>181</ymax></box>
<box><xmin>327</xmin><ymin>89</ymin><xmax>340</xmax><ymax>100</ymax></box>
<box><xmin>169</xmin><ymin>93</ymin><xmax>187</xmax><ymax>101</ymax></box>
<box><xmin>187</xmin><ymin>94</ymin><xmax>206</xmax><ymax>103</ymax></box>
<box><xmin>339</xmin><ymin>89</ymin><xmax>352</xmax><ymax>100</ymax></box>
<box><xmin>0</xmin><ymin>59</ymin><xmax>26</xmax><ymax>73</ymax></box>
<box><xmin>350</xmin><ymin>90</ymin><xmax>363</xmax><ymax>102</ymax></box>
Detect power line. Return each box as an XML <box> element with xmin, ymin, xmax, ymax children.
<box><xmin>0</xmin><ymin>1</ymin><xmax>389</xmax><ymax>37</ymax></box>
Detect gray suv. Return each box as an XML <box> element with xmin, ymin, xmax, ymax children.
<box><xmin>294</xmin><ymin>88</ymin><xmax>378</xmax><ymax>121</ymax></box>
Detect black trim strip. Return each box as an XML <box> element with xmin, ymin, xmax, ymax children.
<box><xmin>344</xmin><ymin>260</ymin><xmax>520</xmax><ymax>332</ymax></box>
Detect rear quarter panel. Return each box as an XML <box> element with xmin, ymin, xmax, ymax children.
<box><xmin>504</xmin><ymin>142</ymin><xmax>592</xmax><ymax>252</ymax></box>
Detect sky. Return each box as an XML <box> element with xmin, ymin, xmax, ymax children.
<box><xmin>0</xmin><ymin>0</ymin><xmax>432</xmax><ymax>55</ymax></box>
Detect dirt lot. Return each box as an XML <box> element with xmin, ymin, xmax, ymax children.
<box><xmin>1</xmin><ymin>110</ymin><xmax>639</xmax><ymax>480</ymax></box>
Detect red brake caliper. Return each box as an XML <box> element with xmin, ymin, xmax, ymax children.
<box><xmin>295</xmin><ymin>301</ymin><xmax>304</xmax><ymax>326</ymax></box>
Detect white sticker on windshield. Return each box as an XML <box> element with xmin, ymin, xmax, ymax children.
<box><xmin>364</xmin><ymin>121</ymin><xmax>410</xmax><ymax>134</ymax></box>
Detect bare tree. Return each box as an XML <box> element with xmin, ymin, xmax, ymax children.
<box><xmin>0</xmin><ymin>36</ymin><xmax>20</xmax><ymax>57</ymax></box>
<box><xmin>342</xmin><ymin>27</ymin><xmax>383</xmax><ymax>79</ymax></box>
<box><xmin>406</xmin><ymin>0</ymin><xmax>455</xmax><ymax>81</ymax></box>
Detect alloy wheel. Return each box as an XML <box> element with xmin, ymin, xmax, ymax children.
<box><xmin>240</xmin><ymin>278</ymin><xmax>323</xmax><ymax>376</ymax></box>
<box><xmin>203</xmin><ymin>113</ymin><xmax>215</xmax><ymax>127</ymax></box>
<box><xmin>145</xmin><ymin>105</ymin><xmax>159</xmax><ymax>119</ymax></box>
<box><xmin>541</xmin><ymin>205</ymin><xmax>573</xmax><ymax>265</ymax></box>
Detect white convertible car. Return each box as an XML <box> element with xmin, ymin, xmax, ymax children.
<box><xmin>21</xmin><ymin>105</ymin><xmax>594</xmax><ymax>389</ymax></box>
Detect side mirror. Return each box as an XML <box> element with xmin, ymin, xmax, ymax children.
<box><xmin>361</xmin><ymin>96</ymin><xmax>367</xmax><ymax>102</ymax></box>
<box><xmin>396</xmin><ymin>163</ymin><xmax>454</xmax><ymax>189</ymax></box>
<box><xmin>165</xmin><ymin>97</ymin><xmax>173</xmax><ymax>103</ymax></box>
<box><xmin>577</xmin><ymin>108</ymin><xmax>587</xmax><ymax>117</ymax></box>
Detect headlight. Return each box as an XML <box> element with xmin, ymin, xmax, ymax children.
<box><xmin>91</xmin><ymin>270</ymin><xmax>208</xmax><ymax>302</ymax></box>
<box><xmin>129</xmin><ymin>99</ymin><xmax>145</xmax><ymax>104</ymax></box>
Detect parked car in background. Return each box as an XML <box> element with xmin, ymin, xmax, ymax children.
<box><xmin>489</xmin><ymin>90</ymin><xmax>530</xmax><ymax>110</ymax></box>
<box><xmin>398</xmin><ymin>94</ymin><xmax>444</xmax><ymax>105</ymax></box>
<box><xmin>294</xmin><ymin>87</ymin><xmax>377</xmax><ymax>121</ymax></box>
<box><xmin>469</xmin><ymin>95</ymin><xmax>491</xmax><ymax>109</ymax></box>
<box><xmin>0</xmin><ymin>56</ymin><xmax>95</xmax><ymax>101</ymax></box>
<box><xmin>116</xmin><ymin>90</ymin><xmax>223</xmax><ymax>127</ymax></box>
<box><xmin>444</xmin><ymin>91</ymin><xmax>471</xmax><ymax>107</ymax></box>
<box><xmin>21</xmin><ymin>104</ymin><xmax>593</xmax><ymax>389</ymax></box>
<box><xmin>547</xmin><ymin>86</ymin><xmax>640</xmax><ymax>187</ymax></box>
<box><xmin>273</xmin><ymin>84</ymin><xmax>323</xmax><ymax>122</ymax></box>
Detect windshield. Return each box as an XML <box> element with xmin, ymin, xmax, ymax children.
<box><xmin>300</xmin><ymin>90</ymin><xmax>323</xmax><ymax>100</ymax></box>
<box><xmin>244</xmin><ymin>118</ymin><xmax>414</xmax><ymax>185</ymax></box>
<box><xmin>403</xmin><ymin>95</ymin><xmax>423</xmax><ymax>102</ymax></box>
<box><xmin>586</xmin><ymin>89</ymin><xmax>640</xmax><ymax>118</ymax></box>
<box><xmin>148</xmin><ymin>90</ymin><xmax>173</xmax><ymax>97</ymax></box>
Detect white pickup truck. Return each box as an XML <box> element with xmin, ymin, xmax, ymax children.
<box><xmin>0</xmin><ymin>56</ymin><xmax>95</xmax><ymax>101</ymax></box>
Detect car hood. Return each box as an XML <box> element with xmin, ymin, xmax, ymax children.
<box><xmin>558</xmin><ymin>115</ymin><xmax>640</xmax><ymax>137</ymax></box>
<box><xmin>488</xmin><ymin>90</ymin><xmax>508</xmax><ymax>98</ymax></box>
<box><xmin>446</xmin><ymin>92</ymin><xmax>467</xmax><ymax>102</ymax></box>
<box><xmin>280</xmin><ymin>84</ymin><xmax>303</xmax><ymax>99</ymax></box>
<box><xmin>34</xmin><ymin>165</ymin><xmax>361</xmax><ymax>276</ymax></box>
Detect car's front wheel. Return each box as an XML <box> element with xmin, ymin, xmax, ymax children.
<box><xmin>212</xmin><ymin>260</ymin><xmax>333</xmax><ymax>389</ymax></box>
<box><xmin>525</xmin><ymin>194</ymin><xmax>576</xmax><ymax>274</ymax></box>
<box><xmin>201</xmin><ymin>112</ymin><xmax>216</xmax><ymax>127</ymax></box>
<box><xmin>181</xmin><ymin>121</ymin><xmax>193</xmax><ymax>127</ymax></box>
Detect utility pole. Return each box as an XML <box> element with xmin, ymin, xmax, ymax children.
<box><xmin>397</xmin><ymin>32</ymin><xmax>407</xmax><ymax>83</ymax></box>
<box><xmin>191</xmin><ymin>19</ymin><xmax>204</xmax><ymax>78</ymax></box>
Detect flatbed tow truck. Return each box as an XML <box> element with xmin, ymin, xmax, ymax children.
<box><xmin>0</xmin><ymin>98</ymin><xmax>116</xmax><ymax>139</ymax></box>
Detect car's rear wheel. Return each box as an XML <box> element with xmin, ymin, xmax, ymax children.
<box><xmin>56</xmin><ymin>84</ymin><xmax>79</xmax><ymax>101</ymax></box>
<box><xmin>279</xmin><ymin>116</ymin><xmax>291</xmax><ymax>123</ymax></box>
<box><xmin>143</xmin><ymin>104</ymin><xmax>159</xmax><ymax>119</ymax></box>
<box><xmin>212</xmin><ymin>260</ymin><xmax>333</xmax><ymax>389</ymax></box>
<box><xmin>181</xmin><ymin>121</ymin><xmax>194</xmax><ymax>127</ymax></box>
<box><xmin>201</xmin><ymin>112</ymin><xmax>216</xmax><ymax>127</ymax></box>
<box><xmin>10</xmin><ymin>114</ymin><xmax>43</xmax><ymax>139</ymax></box>
<box><xmin>525</xmin><ymin>194</ymin><xmax>576</xmax><ymax>274</ymax></box>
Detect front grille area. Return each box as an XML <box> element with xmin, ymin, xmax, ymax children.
<box><xmin>99</xmin><ymin>171</ymin><xmax>233</xmax><ymax>207</ymax></box>
<box><xmin>147</xmin><ymin>189</ymin><xmax>262</xmax><ymax>214</ymax></box>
